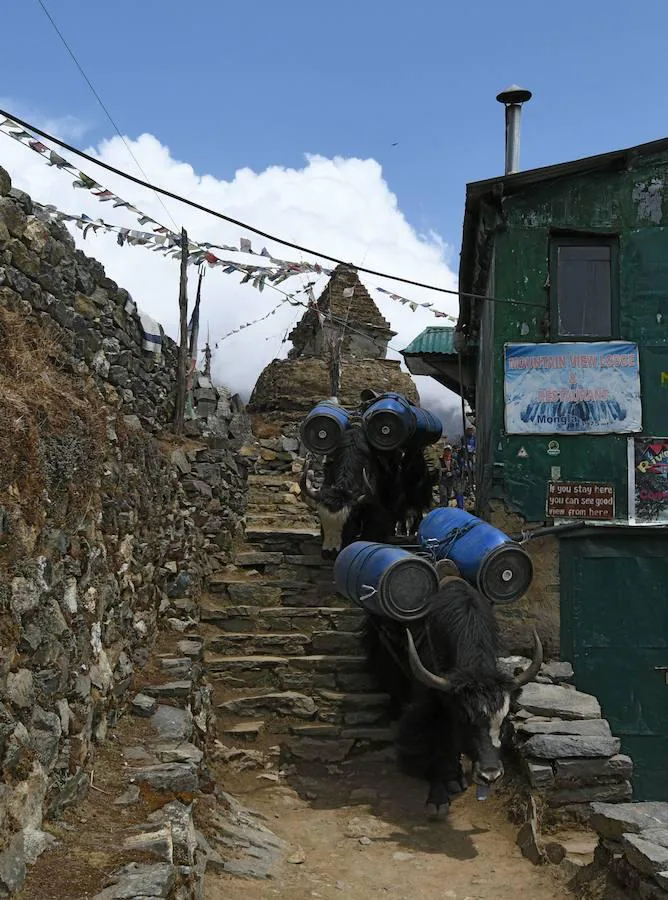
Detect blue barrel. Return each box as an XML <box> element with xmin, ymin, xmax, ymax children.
<box><xmin>361</xmin><ymin>392</ymin><xmax>415</xmax><ymax>451</ymax></box>
<box><xmin>333</xmin><ymin>541</ymin><xmax>439</xmax><ymax>622</ymax></box>
<box><xmin>300</xmin><ymin>401</ymin><xmax>351</xmax><ymax>455</ymax></box>
<box><xmin>411</xmin><ymin>407</ymin><xmax>443</xmax><ymax>447</ymax></box>
<box><xmin>417</xmin><ymin>508</ymin><xmax>533</xmax><ymax>604</ymax></box>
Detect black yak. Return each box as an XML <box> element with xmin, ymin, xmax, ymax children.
<box><xmin>299</xmin><ymin>426</ymin><xmax>401</xmax><ymax>559</ymax></box>
<box><xmin>362</xmin><ymin>576</ymin><xmax>542</xmax><ymax>818</ymax></box>
<box><xmin>395</xmin><ymin>443</ymin><xmax>439</xmax><ymax>535</ymax></box>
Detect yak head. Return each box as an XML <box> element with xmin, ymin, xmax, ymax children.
<box><xmin>406</xmin><ymin>627</ymin><xmax>543</xmax><ymax>786</ymax></box>
<box><xmin>299</xmin><ymin>428</ymin><xmax>374</xmax><ymax>560</ymax></box>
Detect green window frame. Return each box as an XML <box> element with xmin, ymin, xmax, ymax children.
<box><xmin>549</xmin><ymin>234</ymin><xmax>620</xmax><ymax>341</ymax></box>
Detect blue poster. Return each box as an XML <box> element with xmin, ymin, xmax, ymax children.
<box><xmin>504</xmin><ymin>341</ymin><xmax>642</xmax><ymax>435</ymax></box>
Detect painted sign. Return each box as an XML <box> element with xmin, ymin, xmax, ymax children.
<box><xmin>504</xmin><ymin>342</ymin><xmax>642</xmax><ymax>435</ymax></box>
<box><xmin>631</xmin><ymin>438</ymin><xmax>668</xmax><ymax>524</ymax></box>
<box><xmin>547</xmin><ymin>481</ymin><xmax>615</xmax><ymax>520</ymax></box>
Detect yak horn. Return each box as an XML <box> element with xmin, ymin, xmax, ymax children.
<box><xmin>353</xmin><ymin>467</ymin><xmax>373</xmax><ymax>505</ymax></box>
<box><xmin>299</xmin><ymin>462</ymin><xmax>319</xmax><ymax>506</ymax></box>
<box><xmin>406</xmin><ymin>629</ymin><xmax>452</xmax><ymax>693</ymax></box>
<box><xmin>513</xmin><ymin>628</ymin><xmax>543</xmax><ymax>688</ymax></box>
<box><xmin>362</xmin><ymin>467</ymin><xmax>373</xmax><ymax>493</ymax></box>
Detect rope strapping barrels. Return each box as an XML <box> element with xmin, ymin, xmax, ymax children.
<box><xmin>424</xmin><ymin>520</ymin><xmax>481</xmax><ymax>562</ymax></box>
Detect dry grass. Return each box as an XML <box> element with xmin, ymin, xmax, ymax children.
<box><xmin>0</xmin><ymin>305</ymin><xmax>106</xmax><ymax>561</ymax></box>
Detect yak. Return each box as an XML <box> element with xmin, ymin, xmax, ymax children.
<box><xmin>395</xmin><ymin>443</ymin><xmax>439</xmax><ymax>536</ymax></box>
<box><xmin>362</xmin><ymin>575</ymin><xmax>543</xmax><ymax>818</ymax></box>
<box><xmin>299</xmin><ymin>426</ymin><xmax>401</xmax><ymax>559</ymax></box>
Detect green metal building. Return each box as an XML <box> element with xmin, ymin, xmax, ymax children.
<box><xmin>403</xmin><ymin>137</ymin><xmax>668</xmax><ymax>800</ymax></box>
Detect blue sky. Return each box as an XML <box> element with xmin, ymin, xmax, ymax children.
<box><xmin>5</xmin><ymin>0</ymin><xmax>668</xmax><ymax>251</ymax></box>
<box><xmin>2</xmin><ymin>0</ymin><xmax>668</xmax><ymax>407</ymax></box>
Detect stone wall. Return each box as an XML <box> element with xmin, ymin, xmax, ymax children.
<box><xmin>248</xmin><ymin>357</ymin><xmax>419</xmax><ymax>435</ymax></box>
<box><xmin>584</xmin><ymin>802</ymin><xmax>668</xmax><ymax>898</ymax></box>
<box><xmin>503</xmin><ymin>656</ymin><xmax>635</xmax><ymax>877</ymax></box>
<box><xmin>0</xmin><ymin>165</ymin><xmax>249</xmax><ymax>895</ymax></box>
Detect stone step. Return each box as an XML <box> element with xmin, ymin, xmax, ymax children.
<box><xmin>141</xmin><ymin>680</ymin><xmax>193</xmax><ymax>701</ymax></box>
<box><xmin>241</xmin><ymin>538</ymin><xmax>323</xmax><ymax>558</ymax></box>
<box><xmin>315</xmin><ymin>690</ymin><xmax>393</xmax><ymax>727</ymax></box>
<box><xmin>206</xmin><ymin>653</ymin><xmax>373</xmax><ymax>692</ymax></box>
<box><xmin>206</xmin><ymin>653</ymin><xmax>367</xmax><ymax>674</ymax></box>
<box><xmin>283</xmin><ymin>725</ymin><xmax>397</xmax><ymax>763</ymax></box>
<box><xmin>244</xmin><ymin>499</ymin><xmax>312</xmax><ymax>513</ymax></box>
<box><xmin>206</xmin><ymin>629</ymin><xmax>363</xmax><ymax>658</ymax></box>
<box><xmin>246</xmin><ymin>488</ymin><xmax>303</xmax><ymax>504</ymax></box>
<box><xmin>213</xmin><ymin>687</ymin><xmax>392</xmax><ymax>734</ymax></box>
<box><xmin>245</xmin><ymin>517</ymin><xmax>320</xmax><ymax>532</ymax></box>
<box><xmin>216</xmin><ymin>690</ymin><xmax>319</xmax><ymax>720</ymax></box>
<box><xmin>244</xmin><ymin>508</ymin><xmax>314</xmax><ymax>524</ymax></box>
<box><xmin>245</xmin><ymin>526</ymin><xmax>321</xmax><ymax>542</ymax></box>
<box><xmin>231</xmin><ymin>551</ymin><xmax>285</xmax><ymax>567</ymax></box>
<box><xmin>215</xmin><ymin>564</ymin><xmax>334</xmax><ymax>590</ymax></box>
<box><xmin>310</xmin><ymin>631</ymin><xmax>363</xmax><ymax>654</ymax></box>
<box><xmin>220</xmin><ymin>720</ymin><xmax>266</xmax><ymax>742</ymax></box>
<box><xmin>231</xmin><ymin>550</ymin><xmax>331</xmax><ymax>571</ymax></box>
<box><xmin>200</xmin><ymin>603</ymin><xmax>362</xmax><ymax>633</ymax></box>
<box><xmin>204</xmin><ymin>577</ymin><xmax>340</xmax><ymax>608</ymax></box>
<box><xmin>247</xmin><ymin>474</ymin><xmax>300</xmax><ymax>486</ymax></box>
<box><xmin>246</xmin><ymin>510</ymin><xmax>319</xmax><ymax>531</ymax></box>
<box><xmin>205</xmin><ymin>632</ymin><xmax>312</xmax><ymax>656</ymax></box>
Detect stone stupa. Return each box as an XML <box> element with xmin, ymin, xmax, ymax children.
<box><xmin>248</xmin><ymin>264</ymin><xmax>419</xmax><ymax>435</ymax></box>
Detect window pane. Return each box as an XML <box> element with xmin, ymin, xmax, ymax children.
<box><xmin>557</xmin><ymin>244</ymin><xmax>612</xmax><ymax>336</ymax></box>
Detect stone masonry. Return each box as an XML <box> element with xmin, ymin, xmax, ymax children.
<box><xmin>248</xmin><ymin>264</ymin><xmax>418</xmax><ymax>433</ymax></box>
<box><xmin>0</xmin><ymin>163</ymin><xmax>249</xmax><ymax>896</ymax></box>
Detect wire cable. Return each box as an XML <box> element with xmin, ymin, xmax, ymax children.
<box><xmin>33</xmin><ymin>0</ymin><xmax>180</xmax><ymax>232</ymax></box>
<box><xmin>0</xmin><ymin>106</ymin><xmax>545</xmax><ymax>311</ymax></box>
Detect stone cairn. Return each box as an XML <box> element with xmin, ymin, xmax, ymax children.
<box><xmin>247</xmin><ymin>263</ymin><xmax>418</xmax><ymax>432</ymax></box>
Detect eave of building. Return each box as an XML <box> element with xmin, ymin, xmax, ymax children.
<box><xmin>401</xmin><ymin>327</ymin><xmax>474</xmax><ymax>400</ymax></box>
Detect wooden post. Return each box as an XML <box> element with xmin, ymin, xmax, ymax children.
<box><xmin>204</xmin><ymin>324</ymin><xmax>212</xmax><ymax>379</ymax></box>
<box><xmin>173</xmin><ymin>227</ymin><xmax>189</xmax><ymax>434</ymax></box>
<box><xmin>326</xmin><ymin>334</ymin><xmax>341</xmax><ymax>398</ymax></box>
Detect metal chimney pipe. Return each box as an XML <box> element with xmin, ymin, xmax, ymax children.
<box><xmin>496</xmin><ymin>85</ymin><xmax>532</xmax><ymax>175</ymax></box>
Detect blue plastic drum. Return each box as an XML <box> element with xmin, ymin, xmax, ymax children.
<box><xmin>333</xmin><ymin>540</ymin><xmax>439</xmax><ymax>622</ymax></box>
<box><xmin>300</xmin><ymin>401</ymin><xmax>351</xmax><ymax>455</ymax></box>
<box><xmin>411</xmin><ymin>406</ymin><xmax>443</xmax><ymax>446</ymax></box>
<box><xmin>417</xmin><ymin>507</ymin><xmax>533</xmax><ymax>604</ymax></box>
<box><xmin>361</xmin><ymin>392</ymin><xmax>416</xmax><ymax>451</ymax></box>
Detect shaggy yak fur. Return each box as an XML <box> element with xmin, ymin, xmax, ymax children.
<box><xmin>395</xmin><ymin>443</ymin><xmax>438</xmax><ymax>535</ymax></box>
<box><xmin>362</xmin><ymin>577</ymin><xmax>542</xmax><ymax>818</ymax></box>
<box><xmin>300</xmin><ymin>426</ymin><xmax>402</xmax><ymax>558</ymax></box>
<box><xmin>300</xmin><ymin>428</ymin><xmax>440</xmax><ymax>556</ymax></box>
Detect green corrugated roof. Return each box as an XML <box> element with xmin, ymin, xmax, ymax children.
<box><xmin>402</xmin><ymin>326</ymin><xmax>455</xmax><ymax>356</ymax></box>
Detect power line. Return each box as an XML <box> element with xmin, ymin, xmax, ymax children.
<box><xmin>33</xmin><ymin>0</ymin><xmax>180</xmax><ymax>232</ymax></box>
<box><xmin>0</xmin><ymin>106</ymin><xmax>545</xmax><ymax>312</ymax></box>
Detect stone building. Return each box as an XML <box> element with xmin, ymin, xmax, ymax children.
<box><xmin>248</xmin><ymin>264</ymin><xmax>418</xmax><ymax>433</ymax></box>
<box><xmin>403</xmin><ymin>136</ymin><xmax>668</xmax><ymax>802</ymax></box>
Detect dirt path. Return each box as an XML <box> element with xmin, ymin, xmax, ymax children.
<box><xmin>205</xmin><ymin>754</ymin><xmax>570</xmax><ymax>900</ymax></box>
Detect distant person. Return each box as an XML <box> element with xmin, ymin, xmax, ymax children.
<box><xmin>465</xmin><ymin>426</ymin><xmax>476</xmax><ymax>460</ymax></box>
<box><xmin>439</xmin><ymin>445</ymin><xmax>460</xmax><ymax>507</ymax></box>
<box><xmin>451</xmin><ymin>445</ymin><xmax>465</xmax><ymax>510</ymax></box>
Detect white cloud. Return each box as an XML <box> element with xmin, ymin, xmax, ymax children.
<box><xmin>0</xmin><ymin>98</ymin><xmax>88</xmax><ymax>143</ymax></box>
<box><xmin>0</xmin><ymin>115</ymin><xmax>461</xmax><ymax>417</ymax></box>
